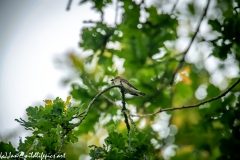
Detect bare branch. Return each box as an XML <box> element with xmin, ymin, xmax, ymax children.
<box><xmin>75</xmin><ymin>85</ymin><xmax>122</xmax><ymax>126</ymax></box>
<box><xmin>58</xmin><ymin>127</ymin><xmax>72</xmax><ymax>153</ymax></box>
<box><xmin>83</xmin><ymin>20</ymin><xmax>98</xmax><ymax>23</ymax></box>
<box><xmin>115</xmin><ymin>0</ymin><xmax>119</xmax><ymax>25</ymax></box>
<box><xmin>73</xmin><ymin>82</ymin><xmax>131</xmax><ymax>133</ymax></box>
<box><xmin>120</xmin><ymin>88</ymin><xmax>130</xmax><ymax>133</ymax></box>
<box><xmin>170</xmin><ymin>0</ymin><xmax>211</xmax><ymax>85</ymax></box>
<box><xmin>85</xmin><ymin>76</ymin><xmax>120</xmax><ymax>108</ymax></box>
<box><xmin>66</xmin><ymin>0</ymin><xmax>73</xmax><ymax>11</ymax></box>
<box><xmin>71</xmin><ymin>111</ymin><xmax>86</xmax><ymax>119</ymax></box>
<box><xmin>170</xmin><ymin>0</ymin><xmax>179</xmax><ymax>14</ymax></box>
<box><xmin>85</xmin><ymin>76</ymin><xmax>130</xmax><ymax>132</ymax></box>
<box><xmin>127</xmin><ymin>112</ymin><xmax>138</xmax><ymax>133</ymax></box>
<box><xmin>131</xmin><ymin>78</ymin><xmax>240</xmax><ymax>117</ymax></box>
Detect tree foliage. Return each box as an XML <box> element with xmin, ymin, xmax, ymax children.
<box><xmin>1</xmin><ymin>0</ymin><xmax>240</xmax><ymax>159</ymax></box>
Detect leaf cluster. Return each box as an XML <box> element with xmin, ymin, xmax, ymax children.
<box><xmin>14</xmin><ymin>97</ymin><xmax>81</xmax><ymax>156</ymax></box>
<box><xmin>208</xmin><ymin>1</ymin><xmax>240</xmax><ymax>60</ymax></box>
<box><xmin>89</xmin><ymin>126</ymin><xmax>150</xmax><ymax>160</ymax></box>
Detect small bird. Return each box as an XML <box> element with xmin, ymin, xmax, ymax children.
<box><xmin>111</xmin><ymin>76</ymin><xmax>146</xmax><ymax>97</ymax></box>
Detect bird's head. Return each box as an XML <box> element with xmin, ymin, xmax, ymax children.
<box><xmin>111</xmin><ymin>76</ymin><xmax>122</xmax><ymax>83</ymax></box>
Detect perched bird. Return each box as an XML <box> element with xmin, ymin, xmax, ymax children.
<box><xmin>111</xmin><ymin>76</ymin><xmax>146</xmax><ymax>97</ymax></box>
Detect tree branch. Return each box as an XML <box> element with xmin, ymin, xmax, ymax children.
<box><xmin>85</xmin><ymin>75</ymin><xmax>120</xmax><ymax>108</ymax></box>
<box><xmin>74</xmin><ymin>83</ymin><xmax>131</xmax><ymax>133</ymax></box>
<box><xmin>131</xmin><ymin>78</ymin><xmax>240</xmax><ymax>117</ymax></box>
<box><xmin>170</xmin><ymin>0</ymin><xmax>211</xmax><ymax>85</ymax></box>
<box><xmin>115</xmin><ymin>0</ymin><xmax>119</xmax><ymax>25</ymax></box>
<box><xmin>170</xmin><ymin>0</ymin><xmax>179</xmax><ymax>15</ymax></box>
<box><xmin>75</xmin><ymin>85</ymin><xmax>123</xmax><ymax>126</ymax></box>
<box><xmin>127</xmin><ymin>112</ymin><xmax>138</xmax><ymax>133</ymax></box>
<box><xmin>120</xmin><ymin>87</ymin><xmax>130</xmax><ymax>133</ymax></box>
<box><xmin>66</xmin><ymin>0</ymin><xmax>73</xmax><ymax>11</ymax></box>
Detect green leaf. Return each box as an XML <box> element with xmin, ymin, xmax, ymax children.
<box><xmin>187</xmin><ymin>3</ymin><xmax>195</xmax><ymax>15</ymax></box>
<box><xmin>107</xmin><ymin>124</ymin><xmax>116</xmax><ymax>133</ymax></box>
<box><xmin>105</xmin><ymin>132</ymin><xmax>126</xmax><ymax>149</ymax></box>
<box><xmin>0</xmin><ymin>142</ymin><xmax>17</xmax><ymax>153</ymax></box>
<box><xmin>136</xmin><ymin>131</ymin><xmax>147</xmax><ymax>143</ymax></box>
<box><xmin>208</xmin><ymin>19</ymin><xmax>222</xmax><ymax>32</ymax></box>
<box><xmin>89</xmin><ymin>146</ymin><xmax>105</xmax><ymax>159</ymax></box>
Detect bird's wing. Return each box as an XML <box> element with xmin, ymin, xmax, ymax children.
<box><xmin>120</xmin><ymin>78</ymin><xmax>138</xmax><ymax>90</ymax></box>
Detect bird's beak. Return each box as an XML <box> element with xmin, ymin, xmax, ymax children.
<box><xmin>110</xmin><ymin>79</ymin><xmax>114</xmax><ymax>81</ymax></box>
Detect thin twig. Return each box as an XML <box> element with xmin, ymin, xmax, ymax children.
<box><xmin>170</xmin><ymin>0</ymin><xmax>211</xmax><ymax>85</ymax></box>
<box><xmin>131</xmin><ymin>78</ymin><xmax>240</xmax><ymax>117</ymax></box>
<box><xmin>71</xmin><ymin>111</ymin><xmax>86</xmax><ymax>119</ymax></box>
<box><xmin>75</xmin><ymin>85</ymin><xmax>123</xmax><ymax>126</ymax></box>
<box><xmin>85</xmin><ymin>76</ymin><xmax>119</xmax><ymax>107</ymax></box>
<box><xmin>170</xmin><ymin>0</ymin><xmax>179</xmax><ymax>14</ymax></box>
<box><xmin>127</xmin><ymin>112</ymin><xmax>138</xmax><ymax>133</ymax></box>
<box><xmin>115</xmin><ymin>0</ymin><xmax>119</xmax><ymax>25</ymax></box>
<box><xmin>86</xmin><ymin>76</ymin><xmax>131</xmax><ymax>133</ymax></box>
<box><xmin>66</xmin><ymin>0</ymin><xmax>73</xmax><ymax>11</ymax></box>
<box><xmin>58</xmin><ymin>128</ymin><xmax>71</xmax><ymax>153</ymax></box>
<box><xmin>58</xmin><ymin>134</ymin><xmax>65</xmax><ymax>153</ymax></box>
<box><xmin>83</xmin><ymin>20</ymin><xmax>98</xmax><ymax>23</ymax></box>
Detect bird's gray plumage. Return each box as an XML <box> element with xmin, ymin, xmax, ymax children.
<box><xmin>111</xmin><ymin>76</ymin><xmax>146</xmax><ymax>97</ymax></box>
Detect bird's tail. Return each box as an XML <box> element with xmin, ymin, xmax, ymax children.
<box><xmin>138</xmin><ymin>91</ymin><xmax>147</xmax><ymax>97</ymax></box>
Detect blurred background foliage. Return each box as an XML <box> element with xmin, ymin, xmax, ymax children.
<box><xmin>56</xmin><ymin>0</ymin><xmax>240</xmax><ymax>159</ymax></box>
<box><xmin>2</xmin><ymin>0</ymin><xmax>239</xmax><ymax>159</ymax></box>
